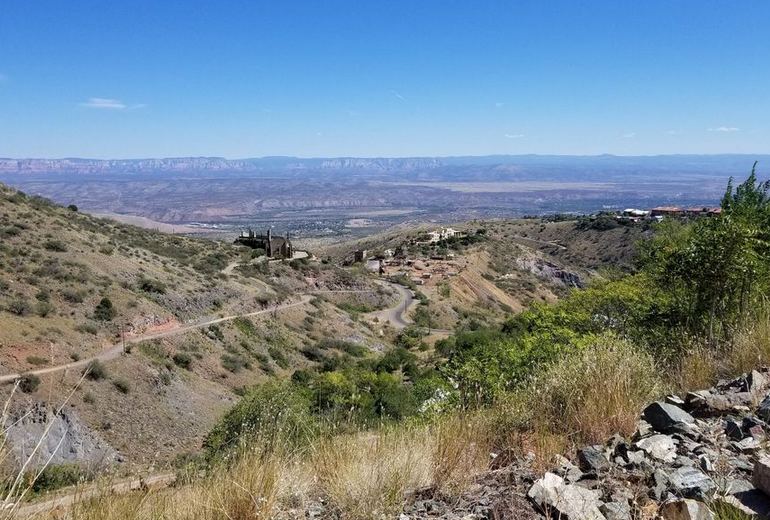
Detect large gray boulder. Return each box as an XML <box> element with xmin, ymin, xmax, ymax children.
<box><xmin>635</xmin><ymin>434</ymin><xmax>678</xmax><ymax>462</ymax></box>
<box><xmin>667</xmin><ymin>466</ymin><xmax>714</xmax><ymax>499</ymax></box>
<box><xmin>528</xmin><ymin>472</ymin><xmax>606</xmax><ymax>520</ymax></box>
<box><xmin>753</xmin><ymin>457</ymin><xmax>770</xmax><ymax>497</ymax></box>
<box><xmin>578</xmin><ymin>445</ymin><xmax>610</xmax><ymax>473</ymax></box>
<box><xmin>643</xmin><ymin>402</ymin><xmax>695</xmax><ymax>432</ymax></box>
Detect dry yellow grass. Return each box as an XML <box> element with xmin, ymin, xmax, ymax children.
<box><xmin>26</xmin><ymin>416</ymin><xmax>495</xmax><ymax>520</ymax></box>
<box><xmin>311</xmin><ymin>429</ymin><xmax>432</xmax><ymax>519</ymax></box>
<box><xmin>528</xmin><ymin>333</ymin><xmax>663</xmax><ymax>444</ymax></box>
<box><xmin>430</xmin><ymin>414</ymin><xmax>492</xmax><ymax>496</ymax></box>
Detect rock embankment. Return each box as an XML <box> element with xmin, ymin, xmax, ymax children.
<box><xmin>528</xmin><ymin>367</ymin><xmax>770</xmax><ymax>519</ymax></box>
<box><xmin>401</xmin><ymin>367</ymin><xmax>770</xmax><ymax>519</ymax></box>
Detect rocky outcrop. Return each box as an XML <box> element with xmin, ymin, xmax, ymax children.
<box><xmin>526</xmin><ymin>367</ymin><xmax>770</xmax><ymax>519</ymax></box>
<box><xmin>400</xmin><ymin>367</ymin><xmax>770</xmax><ymax>519</ymax></box>
<box><xmin>515</xmin><ymin>257</ymin><xmax>583</xmax><ymax>288</ymax></box>
<box><xmin>5</xmin><ymin>403</ymin><xmax>119</xmax><ymax>469</ymax></box>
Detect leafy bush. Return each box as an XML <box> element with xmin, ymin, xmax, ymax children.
<box><xmin>43</xmin><ymin>239</ymin><xmax>68</xmax><ymax>252</ymax></box>
<box><xmin>75</xmin><ymin>322</ymin><xmax>98</xmax><ymax>335</ymax></box>
<box><xmin>35</xmin><ymin>300</ymin><xmax>54</xmax><ymax>317</ymax></box>
<box><xmin>85</xmin><ymin>360</ymin><xmax>107</xmax><ymax>380</ymax></box>
<box><xmin>173</xmin><ymin>352</ymin><xmax>193</xmax><ymax>369</ymax></box>
<box><xmin>204</xmin><ymin>381</ymin><xmax>317</xmax><ymax>459</ymax></box>
<box><xmin>30</xmin><ymin>464</ymin><xmax>86</xmax><ymax>493</ymax></box>
<box><xmin>6</xmin><ymin>298</ymin><xmax>31</xmax><ymax>316</ymax></box>
<box><xmin>93</xmin><ymin>297</ymin><xmax>116</xmax><ymax>321</ymax></box>
<box><xmin>267</xmin><ymin>346</ymin><xmax>289</xmax><ymax>369</ymax></box>
<box><xmin>138</xmin><ymin>277</ymin><xmax>166</xmax><ymax>294</ymax></box>
<box><xmin>61</xmin><ymin>288</ymin><xmax>86</xmax><ymax>303</ymax></box>
<box><xmin>221</xmin><ymin>353</ymin><xmax>250</xmax><ymax>373</ymax></box>
<box><xmin>26</xmin><ymin>355</ymin><xmax>48</xmax><ymax>366</ymax></box>
<box><xmin>232</xmin><ymin>317</ymin><xmax>257</xmax><ymax>337</ymax></box>
<box><xmin>18</xmin><ymin>374</ymin><xmax>41</xmax><ymax>393</ymax></box>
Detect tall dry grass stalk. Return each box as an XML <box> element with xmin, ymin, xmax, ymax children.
<box><xmin>528</xmin><ymin>333</ymin><xmax>663</xmax><ymax>444</ymax></box>
<box><xmin>674</xmin><ymin>346</ymin><xmax>719</xmax><ymax>393</ymax></box>
<box><xmin>430</xmin><ymin>414</ymin><xmax>492</xmax><ymax>496</ymax></box>
<box><xmin>311</xmin><ymin>428</ymin><xmax>432</xmax><ymax>519</ymax></box>
<box><xmin>725</xmin><ymin>311</ymin><xmax>770</xmax><ymax>377</ymax></box>
<box><xmin>26</xmin><ymin>416</ymin><xmax>499</xmax><ymax>520</ymax></box>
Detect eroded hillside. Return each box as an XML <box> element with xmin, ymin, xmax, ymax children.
<box><xmin>0</xmin><ymin>184</ymin><xmax>397</xmax><ymax>468</ymax></box>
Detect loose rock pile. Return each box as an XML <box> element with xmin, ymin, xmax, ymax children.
<box><xmin>528</xmin><ymin>367</ymin><xmax>770</xmax><ymax>519</ymax></box>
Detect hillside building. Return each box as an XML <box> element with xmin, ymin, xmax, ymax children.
<box><xmin>235</xmin><ymin>228</ymin><xmax>293</xmax><ymax>258</ymax></box>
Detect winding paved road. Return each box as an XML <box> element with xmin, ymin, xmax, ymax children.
<box><xmin>368</xmin><ymin>281</ymin><xmax>415</xmax><ymax>329</ymax></box>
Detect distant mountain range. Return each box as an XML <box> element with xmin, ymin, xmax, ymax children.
<box><xmin>1</xmin><ymin>154</ymin><xmax>768</xmax><ymax>175</ymax></box>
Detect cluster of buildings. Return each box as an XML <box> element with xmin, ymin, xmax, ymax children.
<box><xmin>617</xmin><ymin>206</ymin><xmax>722</xmax><ymax>223</ymax></box>
<box><xmin>423</xmin><ymin>227</ymin><xmax>461</xmax><ymax>243</ymax></box>
<box><xmin>234</xmin><ymin>228</ymin><xmax>294</xmax><ymax>258</ymax></box>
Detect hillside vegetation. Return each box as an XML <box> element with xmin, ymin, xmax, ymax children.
<box><xmin>0</xmin><ymin>183</ymin><xmax>397</xmax><ymax>470</ymax></box>
<box><xmin>18</xmin><ymin>168</ymin><xmax>770</xmax><ymax>518</ymax></box>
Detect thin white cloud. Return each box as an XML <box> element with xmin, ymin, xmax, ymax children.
<box><xmin>389</xmin><ymin>89</ymin><xmax>405</xmax><ymax>101</ymax></box>
<box><xmin>504</xmin><ymin>133</ymin><xmax>525</xmax><ymax>139</ymax></box>
<box><xmin>79</xmin><ymin>97</ymin><xmax>146</xmax><ymax>110</ymax></box>
<box><xmin>665</xmin><ymin>129</ymin><xmax>680</xmax><ymax>135</ymax></box>
<box><xmin>495</xmin><ymin>102</ymin><xmax>505</xmax><ymax>108</ymax></box>
<box><xmin>708</xmin><ymin>126</ymin><xmax>739</xmax><ymax>132</ymax></box>
<box><xmin>80</xmin><ymin>98</ymin><xmax>127</xmax><ymax>109</ymax></box>
<box><xmin>622</xmin><ymin>132</ymin><xmax>636</xmax><ymax>139</ymax></box>
<box><xmin>0</xmin><ymin>73</ymin><xmax>7</xmax><ymax>83</ymax></box>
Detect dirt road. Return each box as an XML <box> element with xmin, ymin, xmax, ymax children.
<box><xmin>0</xmin><ymin>296</ymin><xmax>312</xmax><ymax>384</ymax></box>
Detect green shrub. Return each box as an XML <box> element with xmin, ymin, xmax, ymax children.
<box><xmin>221</xmin><ymin>353</ymin><xmax>250</xmax><ymax>373</ymax></box>
<box><xmin>268</xmin><ymin>346</ymin><xmax>289</xmax><ymax>369</ymax></box>
<box><xmin>30</xmin><ymin>464</ymin><xmax>86</xmax><ymax>493</ymax></box>
<box><xmin>26</xmin><ymin>355</ymin><xmax>48</xmax><ymax>366</ymax></box>
<box><xmin>112</xmin><ymin>378</ymin><xmax>130</xmax><ymax>394</ymax></box>
<box><xmin>6</xmin><ymin>298</ymin><xmax>31</xmax><ymax>316</ymax></box>
<box><xmin>35</xmin><ymin>301</ymin><xmax>54</xmax><ymax>317</ymax></box>
<box><xmin>137</xmin><ymin>277</ymin><xmax>166</xmax><ymax>294</ymax></box>
<box><xmin>18</xmin><ymin>374</ymin><xmax>41</xmax><ymax>393</ymax></box>
<box><xmin>93</xmin><ymin>297</ymin><xmax>116</xmax><ymax>321</ymax></box>
<box><xmin>232</xmin><ymin>317</ymin><xmax>257</xmax><ymax>337</ymax></box>
<box><xmin>172</xmin><ymin>352</ymin><xmax>193</xmax><ymax>370</ymax></box>
<box><xmin>75</xmin><ymin>322</ymin><xmax>98</xmax><ymax>335</ymax></box>
<box><xmin>85</xmin><ymin>360</ymin><xmax>107</xmax><ymax>380</ymax></box>
<box><xmin>61</xmin><ymin>288</ymin><xmax>86</xmax><ymax>303</ymax></box>
<box><xmin>43</xmin><ymin>239</ymin><xmax>68</xmax><ymax>252</ymax></box>
<box><xmin>204</xmin><ymin>381</ymin><xmax>316</xmax><ymax>459</ymax></box>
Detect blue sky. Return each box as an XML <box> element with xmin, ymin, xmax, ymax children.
<box><xmin>1</xmin><ymin>1</ymin><xmax>768</xmax><ymax>158</ymax></box>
